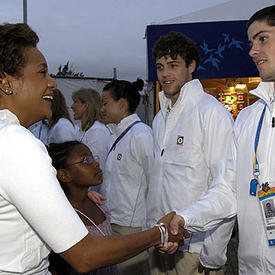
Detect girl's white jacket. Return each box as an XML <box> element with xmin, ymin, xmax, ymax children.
<box><xmin>179</xmin><ymin>81</ymin><xmax>275</xmax><ymax>274</ymax></box>
<box><xmin>103</xmin><ymin>113</ymin><xmax>153</xmax><ymax>227</ymax></box>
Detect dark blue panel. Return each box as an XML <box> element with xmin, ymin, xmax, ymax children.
<box><xmin>147</xmin><ymin>21</ymin><xmax>259</xmax><ymax>81</ymax></box>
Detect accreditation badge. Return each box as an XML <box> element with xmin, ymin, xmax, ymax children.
<box><xmin>258</xmin><ymin>183</ymin><xmax>275</xmax><ymax>246</ymax></box>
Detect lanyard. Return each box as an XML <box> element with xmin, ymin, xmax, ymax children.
<box><xmin>108</xmin><ymin>121</ymin><xmax>141</xmax><ymax>154</ymax></box>
<box><xmin>250</xmin><ymin>104</ymin><xmax>267</xmax><ymax>196</ymax></box>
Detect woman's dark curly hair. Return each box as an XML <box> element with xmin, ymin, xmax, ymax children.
<box><xmin>0</xmin><ymin>23</ymin><xmax>39</xmax><ymax>77</ymax></box>
<box><xmin>103</xmin><ymin>78</ymin><xmax>144</xmax><ymax>113</ymax></box>
<box><xmin>152</xmin><ymin>32</ymin><xmax>200</xmax><ymax>79</ymax></box>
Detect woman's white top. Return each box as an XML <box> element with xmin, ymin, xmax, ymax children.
<box><xmin>0</xmin><ymin>110</ymin><xmax>88</xmax><ymax>274</ymax></box>
<box><xmin>78</xmin><ymin>121</ymin><xmax>113</xmax><ymax>173</ymax></box>
<box><xmin>28</xmin><ymin>120</ymin><xmax>49</xmax><ymax>144</ymax></box>
<box><xmin>47</xmin><ymin>118</ymin><xmax>77</xmax><ymax>144</ymax></box>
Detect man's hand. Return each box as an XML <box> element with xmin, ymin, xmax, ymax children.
<box><xmin>87</xmin><ymin>191</ymin><xmax>106</xmax><ymax>206</ymax></box>
<box><xmin>156</xmin><ymin>213</ymin><xmax>190</xmax><ymax>254</ymax></box>
<box><xmin>169</xmin><ymin>214</ymin><xmax>186</xmax><ymax>235</ymax></box>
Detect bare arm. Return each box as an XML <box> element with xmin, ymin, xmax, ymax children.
<box><xmin>61</xmin><ymin>211</ymin><xmax>182</xmax><ymax>273</ymax></box>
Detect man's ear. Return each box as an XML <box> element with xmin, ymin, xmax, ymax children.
<box><xmin>188</xmin><ymin>60</ymin><xmax>196</xmax><ymax>75</ymax></box>
<box><xmin>57</xmin><ymin>169</ymin><xmax>72</xmax><ymax>183</ymax></box>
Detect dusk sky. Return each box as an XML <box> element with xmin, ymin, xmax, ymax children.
<box><xmin>2</xmin><ymin>0</ymin><xmax>235</xmax><ymax>81</ymax></box>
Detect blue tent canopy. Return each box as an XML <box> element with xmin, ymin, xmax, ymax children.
<box><xmin>146</xmin><ymin>20</ymin><xmax>259</xmax><ymax>81</ymax></box>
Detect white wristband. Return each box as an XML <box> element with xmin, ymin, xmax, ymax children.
<box><xmin>155</xmin><ymin>223</ymin><xmax>168</xmax><ymax>248</ymax></box>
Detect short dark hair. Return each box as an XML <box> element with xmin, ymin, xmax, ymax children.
<box><xmin>152</xmin><ymin>31</ymin><xmax>200</xmax><ymax>78</ymax></box>
<box><xmin>47</xmin><ymin>141</ymin><xmax>84</xmax><ymax>193</ymax></box>
<box><xmin>0</xmin><ymin>23</ymin><xmax>39</xmax><ymax>77</ymax></box>
<box><xmin>47</xmin><ymin>141</ymin><xmax>83</xmax><ymax>170</ymax></box>
<box><xmin>248</xmin><ymin>5</ymin><xmax>275</xmax><ymax>28</ymax></box>
<box><xmin>103</xmin><ymin>78</ymin><xmax>144</xmax><ymax>113</ymax></box>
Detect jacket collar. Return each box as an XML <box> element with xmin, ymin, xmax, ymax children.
<box><xmin>0</xmin><ymin>109</ymin><xmax>20</xmax><ymax>126</ymax></box>
<box><xmin>159</xmin><ymin>79</ymin><xmax>203</xmax><ymax>115</ymax></box>
<box><xmin>250</xmin><ymin>81</ymin><xmax>275</xmax><ymax>107</ymax></box>
<box><xmin>107</xmin><ymin>113</ymin><xmax>141</xmax><ymax>138</ymax></box>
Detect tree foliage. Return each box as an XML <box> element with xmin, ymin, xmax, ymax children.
<box><xmin>51</xmin><ymin>61</ymin><xmax>85</xmax><ymax>78</ymax></box>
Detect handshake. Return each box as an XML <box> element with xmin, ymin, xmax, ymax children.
<box><xmin>154</xmin><ymin>212</ymin><xmax>189</xmax><ymax>254</ymax></box>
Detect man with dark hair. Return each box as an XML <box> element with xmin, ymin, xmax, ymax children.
<box><xmin>170</xmin><ymin>5</ymin><xmax>275</xmax><ymax>274</ymax></box>
<box><xmin>145</xmin><ymin>31</ymin><xmax>235</xmax><ymax>275</ymax></box>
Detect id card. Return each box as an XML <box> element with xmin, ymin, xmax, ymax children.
<box><xmin>258</xmin><ymin>187</ymin><xmax>275</xmax><ymax>246</ymax></box>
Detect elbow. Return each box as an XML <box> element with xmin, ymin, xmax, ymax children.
<box><xmin>61</xmin><ymin>235</ymin><xmax>101</xmax><ymax>273</ymax></box>
<box><xmin>73</xmin><ymin>262</ymin><xmax>92</xmax><ymax>273</ymax></box>
<box><xmin>70</xmin><ymin>253</ymin><xmax>98</xmax><ymax>273</ymax></box>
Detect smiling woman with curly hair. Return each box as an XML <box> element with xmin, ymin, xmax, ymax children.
<box><xmin>0</xmin><ymin>23</ymin><xmax>182</xmax><ymax>274</ymax></box>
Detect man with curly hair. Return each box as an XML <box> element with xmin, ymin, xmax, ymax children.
<box><xmin>145</xmin><ymin>32</ymin><xmax>235</xmax><ymax>275</ymax></box>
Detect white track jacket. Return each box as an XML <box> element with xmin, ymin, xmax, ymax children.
<box><xmin>146</xmin><ymin>79</ymin><xmax>235</xmax><ymax>268</ymax></box>
<box><xmin>179</xmin><ymin>81</ymin><xmax>275</xmax><ymax>274</ymax></box>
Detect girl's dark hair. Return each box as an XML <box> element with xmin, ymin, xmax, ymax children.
<box><xmin>103</xmin><ymin>78</ymin><xmax>144</xmax><ymax>113</ymax></box>
<box><xmin>48</xmin><ymin>89</ymin><xmax>73</xmax><ymax>129</ymax></box>
<box><xmin>47</xmin><ymin>141</ymin><xmax>83</xmax><ymax>193</ymax></box>
<box><xmin>248</xmin><ymin>5</ymin><xmax>275</xmax><ymax>28</ymax></box>
<box><xmin>0</xmin><ymin>23</ymin><xmax>39</xmax><ymax>77</ymax></box>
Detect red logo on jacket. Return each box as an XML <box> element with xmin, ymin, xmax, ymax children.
<box><xmin>177</xmin><ymin>136</ymin><xmax>184</xmax><ymax>145</ymax></box>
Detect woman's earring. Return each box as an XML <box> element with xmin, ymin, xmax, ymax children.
<box><xmin>5</xmin><ymin>89</ymin><xmax>13</xmax><ymax>95</ymax></box>
<box><xmin>0</xmin><ymin>88</ymin><xmax>13</xmax><ymax>95</ymax></box>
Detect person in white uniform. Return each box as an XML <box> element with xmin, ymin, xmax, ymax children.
<box><xmin>28</xmin><ymin>89</ymin><xmax>76</xmax><ymax>144</ymax></box>
<box><xmin>0</xmin><ymin>22</ymin><xmax>184</xmax><ymax>275</ymax></box>
<box><xmin>71</xmin><ymin>88</ymin><xmax>112</xmax><ymax>177</ymax></box>
<box><xmin>47</xmin><ymin>88</ymin><xmax>77</xmax><ymax>144</ymax></box>
<box><xmin>101</xmin><ymin>78</ymin><xmax>153</xmax><ymax>275</ymax></box>
<box><xmin>28</xmin><ymin>119</ymin><xmax>49</xmax><ymax>144</ymax></box>
<box><xmin>145</xmin><ymin>31</ymin><xmax>235</xmax><ymax>275</ymax></box>
<box><xmin>169</xmin><ymin>5</ymin><xmax>275</xmax><ymax>275</ymax></box>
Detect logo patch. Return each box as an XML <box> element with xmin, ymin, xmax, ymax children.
<box><xmin>117</xmin><ymin>153</ymin><xmax>122</xmax><ymax>160</ymax></box>
<box><xmin>177</xmin><ymin>136</ymin><xmax>184</xmax><ymax>145</ymax></box>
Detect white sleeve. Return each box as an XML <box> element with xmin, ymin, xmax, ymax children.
<box><xmin>177</xmin><ymin>133</ymin><xmax>237</xmax><ymax>232</ymax></box>
<box><xmin>194</xmin><ymin>106</ymin><xmax>236</xmax><ymax>267</ymax></box>
<box><xmin>199</xmin><ymin>217</ymin><xmax>236</xmax><ymax>269</ymax></box>
<box><xmin>82</xmin><ymin>127</ymin><xmax>112</xmax><ymax>171</ymax></box>
<box><xmin>202</xmin><ymin>104</ymin><xmax>233</xmax><ymax>183</ymax></box>
<box><xmin>47</xmin><ymin>119</ymin><xmax>77</xmax><ymax>144</ymax></box>
<box><xmin>0</xmin><ymin>126</ymin><xmax>88</xmax><ymax>253</ymax></box>
<box><xmin>130</xmin><ymin>125</ymin><xmax>154</xmax><ymax>187</ymax></box>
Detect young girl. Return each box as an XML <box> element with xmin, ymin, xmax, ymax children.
<box><xmin>47</xmin><ymin>141</ymin><xmax>117</xmax><ymax>275</ymax></box>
